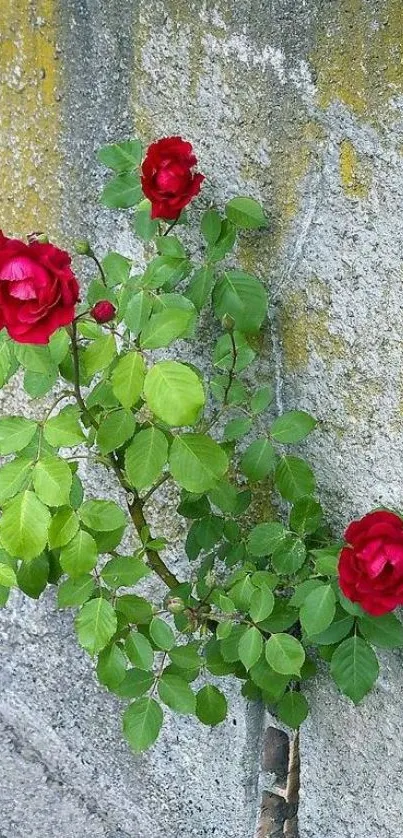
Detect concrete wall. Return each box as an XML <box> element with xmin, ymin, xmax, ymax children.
<box><xmin>1</xmin><ymin>1</ymin><xmax>403</xmax><ymax>836</ymax></box>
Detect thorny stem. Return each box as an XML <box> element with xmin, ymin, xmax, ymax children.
<box><xmin>69</xmin><ymin>325</ymin><xmax>180</xmax><ymax>591</ymax></box>
<box><xmin>89</xmin><ymin>252</ymin><xmax>108</xmax><ymax>287</ymax></box>
<box><xmin>141</xmin><ymin>473</ymin><xmax>171</xmax><ymax>504</ymax></box>
<box><xmin>163</xmin><ymin>217</ymin><xmax>180</xmax><ymax>237</ymax></box>
<box><xmin>223</xmin><ymin>329</ymin><xmax>237</xmax><ymax>405</ymax></box>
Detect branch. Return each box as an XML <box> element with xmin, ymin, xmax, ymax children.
<box><xmin>223</xmin><ymin>329</ymin><xmax>237</xmax><ymax>405</ymax></box>
<box><xmin>69</xmin><ymin>325</ymin><xmax>180</xmax><ymax>590</ymax></box>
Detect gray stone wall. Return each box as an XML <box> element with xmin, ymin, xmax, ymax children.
<box><xmin>1</xmin><ymin>1</ymin><xmax>403</xmax><ymax>836</ymax></box>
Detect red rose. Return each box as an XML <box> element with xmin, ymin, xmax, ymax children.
<box><xmin>0</xmin><ymin>232</ymin><xmax>79</xmax><ymax>344</ymax></box>
<box><xmin>141</xmin><ymin>137</ymin><xmax>205</xmax><ymax>220</ymax></box>
<box><xmin>91</xmin><ymin>300</ymin><xmax>116</xmax><ymax>323</ymax></box>
<box><xmin>338</xmin><ymin>510</ymin><xmax>403</xmax><ymax>615</ymax></box>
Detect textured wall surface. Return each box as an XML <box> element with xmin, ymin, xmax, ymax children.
<box><xmin>1</xmin><ymin>1</ymin><xmax>403</xmax><ymax>836</ymax></box>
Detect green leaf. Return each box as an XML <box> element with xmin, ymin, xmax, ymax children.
<box><xmin>225</xmin><ymin>196</ymin><xmax>266</xmax><ymax>229</ymax></box>
<box><xmin>134</xmin><ymin>200</ymin><xmax>159</xmax><ymax>241</ymax></box>
<box><xmin>70</xmin><ymin>473</ymin><xmax>84</xmax><ymax>510</ymax></box>
<box><xmin>123</xmin><ymin>290</ymin><xmax>153</xmax><ymax>335</ymax></box>
<box><xmin>125</xmin><ymin>427</ymin><xmax>168</xmax><ymax>492</ymax></box>
<box><xmin>57</xmin><ymin>574</ymin><xmax>96</xmax><ymax>608</ymax></box>
<box><xmin>84</xmin><ymin>334</ymin><xmax>116</xmax><ymax>377</ymax></box>
<box><xmin>249</xmin><ymin>587</ymin><xmax>275</xmax><ymax>622</ymax></box>
<box><xmin>339</xmin><ymin>592</ymin><xmax>365</xmax><ymax>616</ymax></box>
<box><xmin>289</xmin><ymin>580</ymin><xmax>324</xmax><ymax>608</ymax></box>
<box><xmin>290</xmin><ymin>497</ymin><xmax>323</xmax><ymax>535</ymax></box>
<box><xmin>158</xmin><ymin>674</ymin><xmax>196</xmax><ymax>714</ymax></box>
<box><xmin>238</xmin><ymin>626</ymin><xmax>263</xmax><ymax>670</ymax></box>
<box><xmin>44</xmin><ymin>406</ymin><xmax>85</xmax><ymax>447</ymax></box>
<box><xmin>277</xmin><ymin>691</ymin><xmax>309</xmax><ymax>728</ymax></box>
<box><xmin>213</xmin><ymin>271</ymin><xmax>267</xmax><ymax>334</ymax></box>
<box><xmin>223</xmin><ymin>417</ymin><xmax>252</xmax><ymax>442</ymax></box>
<box><xmin>96</xmin><ymin>409</ymin><xmax>136</xmax><ymax>454</ymax></box>
<box><xmin>155</xmin><ymin>236</ymin><xmax>186</xmax><ymax>258</ymax></box>
<box><xmin>17</xmin><ymin>552</ymin><xmax>49</xmax><ymax>598</ymax></box>
<box><xmin>169</xmin><ymin>643</ymin><xmax>201</xmax><ymax>670</ymax></box>
<box><xmin>33</xmin><ymin>456</ymin><xmax>72</xmax><ymax>507</ymax></box>
<box><xmin>220</xmin><ymin>625</ymin><xmax>247</xmax><ymax>662</ymax></box>
<box><xmin>250</xmin><ymin>657</ymin><xmax>289</xmax><ymax>698</ymax></box>
<box><xmin>213</xmin><ymin>332</ymin><xmax>255</xmax><ymax>373</ymax></box>
<box><xmin>169</xmin><ymin>434</ymin><xmax>228</xmax><ymax>493</ymax></box>
<box><xmin>300</xmin><ymin>585</ymin><xmax>336</xmax><ymax>637</ymax></box>
<box><xmin>75</xmin><ymin>597</ymin><xmax>117</xmax><ymax>656</ymax></box>
<box><xmin>80</xmin><ymin>499</ymin><xmax>126</xmax><ymax>532</ymax></box>
<box><xmin>0</xmin><ymin>341</ymin><xmax>11</xmax><ymax>386</ymax></box>
<box><xmin>101</xmin><ymin>555</ymin><xmax>151</xmax><ymax>588</ymax></box>
<box><xmin>101</xmin><ymin>172</ymin><xmax>142</xmax><ymax>208</ymax></box>
<box><xmin>247</xmin><ymin>522</ymin><xmax>286</xmax><ymax>556</ymax></box>
<box><xmin>60</xmin><ymin>530</ymin><xmax>98</xmax><ymax>577</ymax></box>
<box><xmin>311</xmin><ymin>544</ymin><xmax>342</xmax><ymax>576</ymax></box>
<box><xmin>240</xmin><ymin>438</ymin><xmax>276</xmax><ymax>481</ymax></box>
<box><xmin>149</xmin><ymin>616</ymin><xmax>175</xmax><ymax>651</ymax></box>
<box><xmin>265</xmin><ymin>633</ymin><xmax>305</xmax><ymax>675</ymax></box>
<box><xmin>251</xmin><ymin>386</ymin><xmax>274</xmax><ymax>414</ymax></box>
<box><xmin>102</xmin><ymin>252</ymin><xmax>132</xmax><ymax>287</ymax></box>
<box><xmin>0</xmin><ymin>563</ymin><xmax>16</xmax><ymax>587</ymax></box>
<box><xmin>140</xmin><ymin>308</ymin><xmax>194</xmax><ymax>349</ymax></box>
<box><xmin>14</xmin><ymin>343</ymin><xmax>55</xmax><ymax>374</ymax></box>
<box><xmin>24</xmin><ymin>367</ymin><xmax>58</xmax><ymax>397</ymax></box>
<box><xmin>275</xmin><ymin>456</ymin><xmax>316</xmax><ymax>502</ymax></box>
<box><xmin>185</xmin><ymin>266</ymin><xmax>215</xmax><ymax>311</ymax></box>
<box><xmin>123</xmin><ymin>697</ymin><xmax>163</xmax><ymax>753</ymax></box>
<box><xmin>208</xmin><ymin>480</ymin><xmax>237</xmax><ymax>514</ymax></box>
<box><xmin>358</xmin><ymin>613</ymin><xmax>403</xmax><ymax>648</ymax></box>
<box><xmin>115</xmin><ymin>594</ymin><xmax>152</xmax><ymax>624</ymax></box>
<box><xmin>144</xmin><ymin>361</ymin><xmax>205</xmax><ymax>427</ymax></box>
<box><xmin>96</xmin><ymin>643</ymin><xmax>127</xmax><ymax>689</ymax></box>
<box><xmin>111</xmin><ymin>351</ymin><xmax>145</xmax><ymax>409</ymax></box>
<box><xmin>48</xmin><ymin>507</ymin><xmax>79</xmax><ymax>549</ymax></box>
<box><xmin>270</xmin><ymin>411</ymin><xmax>317</xmax><ymax>443</ymax></box>
<box><xmin>0</xmin><ymin>417</ymin><xmax>37</xmax><ymax>455</ymax></box>
<box><xmin>330</xmin><ymin>636</ymin><xmax>379</xmax><ymax>704</ymax></box>
<box><xmin>0</xmin><ymin>491</ymin><xmax>50</xmax><ymax>560</ymax></box>
<box><xmin>271</xmin><ymin>536</ymin><xmax>306</xmax><ymax>574</ymax></box>
<box><xmin>309</xmin><ymin>606</ymin><xmax>354</xmax><ymax>645</ymax></box>
<box><xmin>115</xmin><ymin>668</ymin><xmax>154</xmax><ymax>698</ymax></box>
<box><xmin>87</xmin><ymin>380</ymin><xmax>119</xmax><ymax>410</ymax></box>
<box><xmin>0</xmin><ymin>458</ymin><xmax>32</xmax><ymax>504</ymax></box>
<box><xmin>143</xmin><ymin>255</ymin><xmax>191</xmax><ymax>290</ymax></box>
<box><xmin>196</xmin><ymin>685</ymin><xmax>227</xmax><ymax>726</ymax></box>
<box><xmin>125</xmin><ymin>631</ymin><xmax>154</xmax><ymax>670</ymax></box>
<box><xmin>201</xmin><ymin>208</ymin><xmax>222</xmax><ymax>244</ymax></box>
<box><xmin>98</xmin><ymin>139</ymin><xmax>142</xmax><ymax>172</ymax></box>
<box><xmin>228</xmin><ymin>576</ymin><xmax>254</xmax><ymax>611</ymax></box>
<box><xmin>207</xmin><ymin>219</ymin><xmax>236</xmax><ymax>262</ymax></box>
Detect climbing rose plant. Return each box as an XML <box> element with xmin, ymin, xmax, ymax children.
<box><xmin>0</xmin><ymin>136</ymin><xmax>402</xmax><ymax>754</ymax></box>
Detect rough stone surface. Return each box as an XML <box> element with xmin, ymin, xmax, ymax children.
<box><xmin>1</xmin><ymin>1</ymin><xmax>403</xmax><ymax>836</ymax></box>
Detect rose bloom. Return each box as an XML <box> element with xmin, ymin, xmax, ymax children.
<box><xmin>0</xmin><ymin>232</ymin><xmax>79</xmax><ymax>344</ymax></box>
<box><xmin>141</xmin><ymin>136</ymin><xmax>205</xmax><ymax>220</ymax></box>
<box><xmin>91</xmin><ymin>300</ymin><xmax>116</xmax><ymax>324</ymax></box>
<box><xmin>338</xmin><ymin>510</ymin><xmax>403</xmax><ymax>615</ymax></box>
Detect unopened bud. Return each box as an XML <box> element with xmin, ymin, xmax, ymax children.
<box><xmin>74</xmin><ymin>239</ymin><xmax>93</xmax><ymax>256</ymax></box>
<box><xmin>222</xmin><ymin>313</ymin><xmax>235</xmax><ymax>331</ymax></box>
<box><xmin>167</xmin><ymin>597</ymin><xmax>186</xmax><ymax>614</ymax></box>
<box><xmin>90</xmin><ymin>300</ymin><xmax>116</xmax><ymax>324</ymax></box>
<box><xmin>205</xmin><ymin>570</ymin><xmax>215</xmax><ymax>588</ymax></box>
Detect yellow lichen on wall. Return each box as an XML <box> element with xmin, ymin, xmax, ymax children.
<box><xmin>0</xmin><ymin>0</ymin><xmax>61</xmax><ymax>237</ymax></box>
<box><xmin>312</xmin><ymin>0</ymin><xmax>403</xmax><ymax>123</ymax></box>
<box><xmin>280</xmin><ymin>289</ymin><xmax>347</xmax><ymax>374</ymax></box>
<box><xmin>339</xmin><ymin>139</ymin><xmax>372</xmax><ymax>199</ymax></box>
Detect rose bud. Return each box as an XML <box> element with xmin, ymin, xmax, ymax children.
<box><xmin>74</xmin><ymin>239</ymin><xmax>93</xmax><ymax>256</ymax></box>
<box><xmin>0</xmin><ymin>231</ymin><xmax>79</xmax><ymax>344</ymax></box>
<box><xmin>141</xmin><ymin>136</ymin><xmax>205</xmax><ymax>220</ymax></box>
<box><xmin>91</xmin><ymin>300</ymin><xmax>116</xmax><ymax>323</ymax></box>
<box><xmin>166</xmin><ymin>597</ymin><xmax>186</xmax><ymax>614</ymax></box>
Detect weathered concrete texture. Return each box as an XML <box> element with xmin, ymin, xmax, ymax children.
<box><xmin>2</xmin><ymin>1</ymin><xmax>403</xmax><ymax>837</ymax></box>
